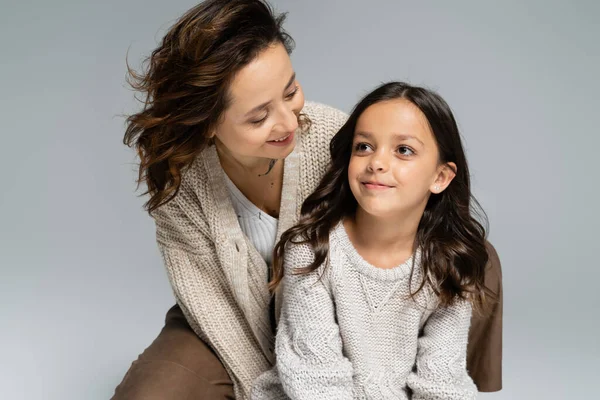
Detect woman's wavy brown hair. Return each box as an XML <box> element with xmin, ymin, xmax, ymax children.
<box><xmin>271</xmin><ymin>82</ymin><xmax>493</xmax><ymax>311</ymax></box>
<box><xmin>124</xmin><ymin>0</ymin><xmax>295</xmax><ymax>212</ymax></box>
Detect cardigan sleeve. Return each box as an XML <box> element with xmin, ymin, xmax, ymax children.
<box><xmin>153</xmin><ymin>195</ymin><xmax>270</xmax><ymax>400</ymax></box>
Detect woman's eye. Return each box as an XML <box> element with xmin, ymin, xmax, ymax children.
<box><xmin>397</xmin><ymin>146</ymin><xmax>415</xmax><ymax>156</ymax></box>
<box><xmin>250</xmin><ymin>114</ymin><xmax>268</xmax><ymax>126</ymax></box>
<box><xmin>285</xmin><ymin>86</ymin><xmax>299</xmax><ymax>99</ymax></box>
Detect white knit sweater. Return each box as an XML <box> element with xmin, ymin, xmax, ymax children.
<box><xmin>152</xmin><ymin>102</ymin><xmax>348</xmax><ymax>399</ymax></box>
<box><xmin>251</xmin><ymin>223</ymin><xmax>478</xmax><ymax>400</ymax></box>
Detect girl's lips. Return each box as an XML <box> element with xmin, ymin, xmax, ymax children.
<box><xmin>266</xmin><ymin>132</ymin><xmax>294</xmax><ymax>146</ymax></box>
<box><xmin>362</xmin><ymin>182</ymin><xmax>394</xmax><ymax>190</ymax></box>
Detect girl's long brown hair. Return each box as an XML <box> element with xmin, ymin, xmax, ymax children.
<box><xmin>271</xmin><ymin>82</ymin><xmax>493</xmax><ymax>310</ymax></box>
<box><xmin>124</xmin><ymin>0</ymin><xmax>294</xmax><ymax>213</ymax></box>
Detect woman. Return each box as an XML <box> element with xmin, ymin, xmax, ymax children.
<box><xmin>113</xmin><ymin>1</ymin><xmax>503</xmax><ymax>399</ymax></box>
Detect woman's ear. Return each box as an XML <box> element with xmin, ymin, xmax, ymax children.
<box><xmin>430</xmin><ymin>162</ymin><xmax>457</xmax><ymax>194</ymax></box>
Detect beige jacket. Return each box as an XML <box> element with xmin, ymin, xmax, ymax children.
<box><xmin>153</xmin><ymin>102</ymin><xmax>349</xmax><ymax>399</ymax></box>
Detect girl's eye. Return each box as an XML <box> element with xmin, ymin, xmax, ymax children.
<box><xmin>397</xmin><ymin>145</ymin><xmax>415</xmax><ymax>156</ymax></box>
<box><xmin>354</xmin><ymin>142</ymin><xmax>372</xmax><ymax>153</ymax></box>
<box><xmin>250</xmin><ymin>114</ymin><xmax>268</xmax><ymax>126</ymax></box>
<box><xmin>285</xmin><ymin>85</ymin><xmax>299</xmax><ymax>100</ymax></box>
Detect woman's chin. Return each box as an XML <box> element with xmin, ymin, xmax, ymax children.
<box><xmin>264</xmin><ymin>138</ymin><xmax>296</xmax><ymax>160</ymax></box>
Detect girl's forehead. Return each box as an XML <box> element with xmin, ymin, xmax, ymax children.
<box><xmin>354</xmin><ymin>100</ymin><xmax>433</xmax><ymax>143</ymax></box>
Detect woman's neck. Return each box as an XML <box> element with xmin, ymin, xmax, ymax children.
<box><xmin>215</xmin><ymin>140</ymin><xmax>276</xmax><ymax>177</ymax></box>
<box><xmin>215</xmin><ymin>141</ymin><xmax>284</xmax><ymax>218</ymax></box>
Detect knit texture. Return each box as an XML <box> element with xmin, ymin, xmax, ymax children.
<box><xmin>251</xmin><ymin>223</ymin><xmax>478</xmax><ymax>400</ymax></box>
<box><xmin>152</xmin><ymin>102</ymin><xmax>348</xmax><ymax>400</ymax></box>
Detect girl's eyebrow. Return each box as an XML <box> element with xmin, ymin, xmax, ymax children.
<box><xmin>354</xmin><ymin>131</ymin><xmax>373</xmax><ymax>140</ymax></box>
<box><xmin>355</xmin><ymin>131</ymin><xmax>424</xmax><ymax>146</ymax></box>
<box><xmin>393</xmin><ymin>133</ymin><xmax>424</xmax><ymax>145</ymax></box>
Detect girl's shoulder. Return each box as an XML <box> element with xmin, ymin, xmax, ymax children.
<box><xmin>283</xmin><ymin>231</ymin><xmax>340</xmax><ymax>276</ymax></box>
<box><xmin>284</xmin><ymin>239</ymin><xmax>315</xmax><ymax>266</ymax></box>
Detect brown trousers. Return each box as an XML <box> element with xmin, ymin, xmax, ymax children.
<box><xmin>112</xmin><ymin>244</ymin><xmax>502</xmax><ymax>399</ymax></box>
<box><xmin>111</xmin><ymin>305</ymin><xmax>235</xmax><ymax>400</ymax></box>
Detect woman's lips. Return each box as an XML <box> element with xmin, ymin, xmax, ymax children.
<box><xmin>266</xmin><ymin>132</ymin><xmax>294</xmax><ymax>146</ymax></box>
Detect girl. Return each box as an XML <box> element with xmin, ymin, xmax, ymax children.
<box><xmin>252</xmin><ymin>82</ymin><xmax>494</xmax><ymax>399</ymax></box>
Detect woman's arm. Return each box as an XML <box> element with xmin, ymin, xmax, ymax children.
<box><xmin>407</xmin><ymin>299</ymin><xmax>478</xmax><ymax>400</ymax></box>
<box><xmin>154</xmin><ymin>198</ymin><xmax>270</xmax><ymax>400</ymax></box>
<box><xmin>467</xmin><ymin>241</ymin><xmax>503</xmax><ymax>391</ymax></box>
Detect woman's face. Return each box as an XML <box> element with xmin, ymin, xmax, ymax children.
<box><xmin>212</xmin><ymin>42</ymin><xmax>305</xmax><ymax>166</ymax></box>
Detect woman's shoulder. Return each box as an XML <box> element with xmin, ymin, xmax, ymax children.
<box><xmin>303</xmin><ymin>101</ymin><xmax>348</xmax><ymax>122</ymax></box>
<box><xmin>152</xmin><ymin>150</ymin><xmax>214</xmax><ymax>251</ymax></box>
<box><xmin>297</xmin><ymin>102</ymin><xmax>348</xmax><ymax>185</ymax></box>
<box><xmin>302</xmin><ymin>101</ymin><xmax>348</xmax><ymax>140</ymax></box>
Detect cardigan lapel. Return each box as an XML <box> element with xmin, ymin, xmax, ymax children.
<box><xmin>201</xmin><ymin>141</ymin><xmax>300</xmax><ymax>360</ymax></box>
<box><xmin>202</xmin><ymin>145</ymin><xmax>252</xmax><ymax>311</ymax></box>
<box><xmin>273</xmin><ymin>138</ymin><xmax>301</xmax><ymax>326</ymax></box>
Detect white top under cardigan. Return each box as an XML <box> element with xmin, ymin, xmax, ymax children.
<box><xmin>224</xmin><ymin>173</ymin><xmax>278</xmax><ymax>266</ymax></box>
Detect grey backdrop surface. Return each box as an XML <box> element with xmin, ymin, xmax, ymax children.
<box><xmin>1</xmin><ymin>0</ymin><xmax>598</xmax><ymax>399</ymax></box>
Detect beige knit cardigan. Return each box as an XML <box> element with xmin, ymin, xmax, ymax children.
<box><xmin>152</xmin><ymin>102</ymin><xmax>348</xmax><ymax>399</ymax></box>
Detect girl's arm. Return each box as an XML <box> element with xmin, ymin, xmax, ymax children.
<box><xmin>275</xmin><ymin>242</ymin><xmax>354</xmax><ymax>399</ymax></box>
<box><xmin>407</xmin><ymin>298</ymin><xmax>478</xmax><ymax>400</ymax></box>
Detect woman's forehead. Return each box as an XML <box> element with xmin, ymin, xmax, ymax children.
<box><xmin>227</xmin><ymin>43</ymin><xmax>294</xmax><ymax>116</ymax></box>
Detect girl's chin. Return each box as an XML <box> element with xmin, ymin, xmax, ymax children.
<box><xmin>356</xmin><ymin>204</ymin><xmax>404</xmax><ymax>221</ymax></box>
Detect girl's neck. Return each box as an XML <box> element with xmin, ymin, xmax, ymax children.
<box><xmin>344</xmin><ymin>207</ymin><xmax>421</xmax><ymax>269</ymax></box>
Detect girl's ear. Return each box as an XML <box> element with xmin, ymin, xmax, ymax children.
<box><xmin>430</xmin><ymin>162</ymin><xmax>457</xmax><ymax>194</ymax></box>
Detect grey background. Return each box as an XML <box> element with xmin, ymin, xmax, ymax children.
<box><xmin>1</xmin><ymin>0</ymin><xmax>598</xmax><ymax>399</ymax></box>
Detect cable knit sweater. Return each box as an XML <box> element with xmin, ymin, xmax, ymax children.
<box><xmin>152</xmin><ymin>102</ymin><xmax>348</xmax><ymax>399</ymax></box>
<box><xmin>251</xmin><ymin>223</ymin><xmax>478</xmax><ymax>400</ymax></box>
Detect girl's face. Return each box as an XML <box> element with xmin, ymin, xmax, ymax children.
<box><xmin>212</xmin><ymin>42</ymin><xmax>305</xmax><ymax>165</ymax></box>
<box><xmin>348</xmin><ymin>99</ymin><xmax>456</xmax><ymax>220</ymax></box>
